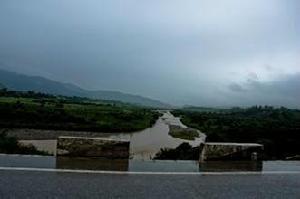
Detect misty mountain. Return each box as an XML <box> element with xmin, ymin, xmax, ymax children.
<box><xmin>0</xmin><ymin>69</ymin><xmax>170</xmax><ymax>108</ymax></box>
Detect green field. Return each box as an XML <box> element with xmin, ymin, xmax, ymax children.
<box><xmin>0</xmin><ymin>89</ymin><xmax>160</xmax><ymax>132</ymax></box>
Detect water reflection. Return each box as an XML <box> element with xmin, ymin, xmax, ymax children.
<box><xmin>56</xmin><ymin>157</ymin><xmax>200</xmax><ymax>172</ymax></box>
<box><xmin>1</xmin><ymin>155</ymin><xmax>300</xmax><ymax>172</ymax></box>
<box><xmin>56</xmin><ymin>157</ymin><xmax>129</xmax><ymax>171</ymax></box>
<box><xmin>56</xmin><ymin>157</ymin><xmax>263</xmax><ymax>172</ymax></box>
<box><xmin>0</xmin><ymin>154</ymin><xmax>55</xmax><ymax>169</ymax></box>
<box><xmin>199</xmin><ymin>161</ymin><xmax>263</xmax><ymax>172</ymax></box>
<box><xmin>129</xmin><ymin>160</ymin><xmax>199</xmax><ymax>172</ymax></box>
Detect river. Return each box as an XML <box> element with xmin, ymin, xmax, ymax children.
<box><xmin>20</xmin><ymin>111</ymin><xmax>206</xmax><ymax>160</ymax></box>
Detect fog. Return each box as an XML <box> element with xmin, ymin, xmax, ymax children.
<box><xmin>0</xmin><ymin>0</ymin><xmax>299</xmax><ymax>107</ymax></box>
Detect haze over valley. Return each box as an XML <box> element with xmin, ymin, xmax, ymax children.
<box><xmin>1</xmin><ymin>0</ymin><xmax>299</xmax><ymax>108</ymax></box>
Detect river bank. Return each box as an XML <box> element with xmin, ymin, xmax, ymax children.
<box><xmin>4</xmin><ymin>128</ymin><xmax>120</xmax><ymax>140</ymax></box>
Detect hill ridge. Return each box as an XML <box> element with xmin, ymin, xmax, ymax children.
<box><xmin>0</xmin><ymin>69</ymin><xmax>170</xmax><ymax>108</ymax></box>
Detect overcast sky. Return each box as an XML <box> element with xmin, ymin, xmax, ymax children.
<box><xmin>0</xmin><ymin>0</ymin><xmax>299</xmax><ymax>107</ymax></box>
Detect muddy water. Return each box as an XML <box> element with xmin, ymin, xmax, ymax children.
<box><xmin>102</xmin><ymin>111</ymin><xmax>206</xmax><ymax>159</ymax></box>
<box><xmin>20</xmin><ymin>140</ymin><xmax>57</xmax><ymax>155</ymax></box>
<box><xmin>20</xmin><ymin>111</ymin><xmax>206</xmax><ymax>160</ymax></box>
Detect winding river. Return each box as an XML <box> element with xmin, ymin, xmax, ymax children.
<box><xmin>20</xmin><ymin>111</ymin><xmax>206</xmax><ymax>160</ymax></box>
<box><xmin>101</xmin><ymin>111</ymin><xmax>206</xmax><ymax>159</ymax></box>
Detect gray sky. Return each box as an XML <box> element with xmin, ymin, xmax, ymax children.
<box><xmin>0</xmin><ymin>0</ymin><xmax>299</xmax><ymax>107</ymax></box>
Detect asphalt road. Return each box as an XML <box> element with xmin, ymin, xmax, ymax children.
<box><xmin>0</xmin><ymin>170</ymin><xmax>300</xmax><ymax>199</ymax></box>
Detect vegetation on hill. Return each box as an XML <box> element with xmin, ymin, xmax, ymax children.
<box><xmin>181</xmin><ymin>106</ymin><xmax>231</xmax><ymax>113</ymax></box>
<box><xmin>0</xmin><ymin>89</ymin><xmax>160</xmax><ymax>132</ymax></box>
<box><xmin>172</xmin><ymin>106</ymin><xmax>300</xmax><ymax>160</ymax></box>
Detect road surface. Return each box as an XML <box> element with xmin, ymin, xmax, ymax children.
<box><xmin>0</xmin><ymin>169</ymin><xmax>300</xmax><ymax>198</ymax></box>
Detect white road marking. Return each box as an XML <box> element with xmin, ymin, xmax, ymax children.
<box><xmin>0</xmin><ymin>166</ymin><xmax>300</xmax><ymax>175</ymax></box>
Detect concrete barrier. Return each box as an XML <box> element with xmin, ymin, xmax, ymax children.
<box><xmin>200</xmin><ymin>142</ymin><xmax>263</xmax><ymax>162</ymax></box>
<box><xmin>56</xmin><ymin>136</ymin><xmax>130</xmax><ymax>159</ymax></box>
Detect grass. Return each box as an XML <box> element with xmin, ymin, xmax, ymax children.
<box><xmin>0</xmin><ymin>90</ymin><xmax>160</xmax><ymax>132</ymax></box>
<box><xmin>172</xmin><ymin>106</ymin><xmax>300</xmax><ymax>160</ymax></box>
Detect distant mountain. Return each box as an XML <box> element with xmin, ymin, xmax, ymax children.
<box><xmin>0</xmin><ymin>69</ymin><xmax>170</xmax><ymax>108</ymax></box>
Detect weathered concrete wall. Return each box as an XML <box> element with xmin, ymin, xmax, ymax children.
<box><xmin>57</xmin><ymin>136</ymin><xmax>130</xmax><ymax>159</ymax></box>
<box><xmin>200</xmin><ymin>142</ymin><xmax>263</xmax><ymax>162</ymax></box>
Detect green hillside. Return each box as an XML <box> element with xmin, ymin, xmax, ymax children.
<box><xmin>0</xmin><ymin>89</ymin><xmax>160</xmax><ymax>132</ymax></box>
